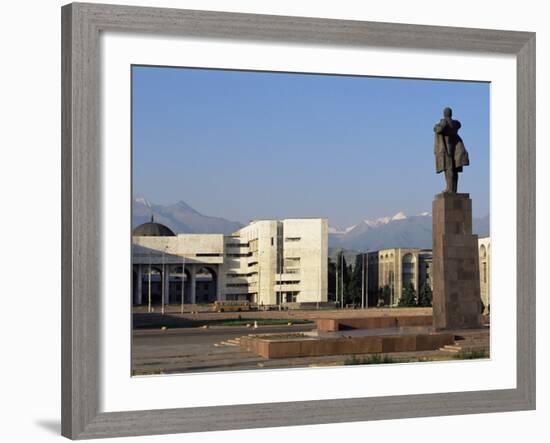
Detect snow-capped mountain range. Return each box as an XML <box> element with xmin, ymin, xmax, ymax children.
<box><xmin>329</xmin><ymin>211</ymin><xmax>489</xmax><ymax>251</ymax></box>
<box><xmin>133</xmin><ymin>197</ymin><xmax>489</xmax><ymax>251</ymax></box>
<box><xmin>328</xmin><ymin>211</ymin><xmax>426</xmax><ymax>234</ymax></box>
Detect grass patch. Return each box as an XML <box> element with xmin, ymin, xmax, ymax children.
<box><xmin>133</xmin><ymin>314</ymin><xmax>313</xmax><ymax>330</ymax></box>
<box><xmin>252</xmin><ymin>333</ymin><xmax>308</xmax><ymax>340</ymax></box>
<box><xmin>453</xmin><ymin>350</ymin><xmax>488</xmax><ymax>360</ymax></box>
<box><xmin>216</xmin><ymin>319</ymin><xmax>311</xmax><ymax>327</ymax></box>
<box><xmin>344</xmin><ymin>354</ymin><xmax>398</xmax><ymax>365</ymax></box>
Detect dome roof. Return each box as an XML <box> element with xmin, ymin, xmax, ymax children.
<box><xmin>132</xmin><ymin>216</ymin><xmax>176</xmax><ymax>237</ymax></box>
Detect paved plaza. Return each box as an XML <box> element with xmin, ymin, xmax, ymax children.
<box><xmin>132</xmin><ymin>308</ymin><xmax>489</xmax><ymax>375</ymax></box>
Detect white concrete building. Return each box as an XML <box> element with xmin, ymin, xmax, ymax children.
<box><xmin>478</xmin><ymin>236</ymin><xmax>491</xmax><ymax>311</ymax></box>
<box><xmin>364</xmin><ymin>241</ymin><xmax>489</xmax><ymax>309</ymax></box>
<box><xmin>132</xmin><ymin>217</ymin><xmax>328</xmax><ymax>306</ymax></box>
<box><xmin>365</xmin><ymin>248</ymin><xmax>432</xmax><ymax>306</ymax></box>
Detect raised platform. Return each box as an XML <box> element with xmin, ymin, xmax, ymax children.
<box><xmin>316</xmin><ymin>315</ymin><xmax>433</xmax><ymax>332</ymax></box>
<box><xmin>432</xmin><ymin>192</ymin><xmax>482</xmax><ymax>329</ymax></box>
<box><xmin>240</xmin><ymin>326</ymin><xmax>455</xmax><ymax>359</ymax></box>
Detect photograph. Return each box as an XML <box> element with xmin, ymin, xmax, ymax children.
<box><xmin>1</xmin><ymin>0</ymin><xmax>541</xmax><ymax>440</ymax></box>
<box><xmin>130</xmin><ymin>66</ymin><xmax>491</xmax><ymax>375</ymax></box>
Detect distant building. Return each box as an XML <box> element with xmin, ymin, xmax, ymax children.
<box><xmin>478</xmin><ymin>237</ymin><xmax>491</xmax><ymax>311</ymax></box>
<box><xmin>132</xmin><ymin>217</ymin><xmax>328</xmax><ymax>306</ymax></box>
<box><xmin>365</xmin><ymin>240</ymin><xmax>490</xmax><ymax>309</ymax></box>
<box><xmin>365</xmin><ymin>248</ymin><xmax>432</xmax><ymax>306</ymax></box>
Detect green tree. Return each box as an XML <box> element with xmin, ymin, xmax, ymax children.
<box><xmin>334</xmin><ymin>250</ymin><xmax>352</xmax><ymax>306</ymax></box>
<box><xmin>377</xmin><ymin>285</ymin><xmax>391</xmax><ymax>307</ymax></box>
<box><xmin>417</xmin><ymin>283</ymin><xmax>433</xmax><ymax>307</ymax></box>
<box><xmin>328</xmin><ymin>257</ymin><xmax>336</xmax><ymax>302</ymax></box>
<box><xmin>399</xmin><ymin>283</ymin><xmax>417</xmax><ymax>307</ymax></box>
<box><xmin>348</xmin><ymin>254</ymin><xmax>367</xmax><ymax>307</ymax></box>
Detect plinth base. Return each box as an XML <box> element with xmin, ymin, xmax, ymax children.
<box><xmin>432</xmin><ymin>192</ymin><xmax>481</xmax><ymax>330</ymax></box>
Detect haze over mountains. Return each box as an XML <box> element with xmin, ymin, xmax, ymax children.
<box><xmin>133</xmin><ymin>197</ymin><xmax>490</xmax><ymax>251</ymax></box>
<box><xmin>133</xmin><ymin>197</ymin><xmax>243</xmax><ymax>235</ymax></box>
<box><xmin>330</xmin><ymin>212</ymin><xmax>489</xmax><ymax>251</ymax></box>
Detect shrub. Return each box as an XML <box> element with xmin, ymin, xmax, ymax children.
<box><xmin>417</xmin><ymin>284</ymin><xmax>433</xmax><ymax>307</ymax></box>
<box><xmin>453</xmin><ymin>350</ymin><xmax>488</xmax><ymax>360</ymax></box>
<box><xmin>398</xmin><ymin>283</ymin><xmax>417</xmax><ymax>307</ymax></box>
<box><xmin>344</xmin><ymin>354</ymin><xmax>397</xmax><ymax>365</ymax></box>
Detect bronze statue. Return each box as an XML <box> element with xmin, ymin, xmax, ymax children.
<box><xmin>434</xmin><ymin>107</ymin><xmax>470</xmax><ymax>193</ymax></box>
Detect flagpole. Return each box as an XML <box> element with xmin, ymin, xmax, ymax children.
<box><xmin>161</xmin><ymin>247</ymin><xmax>166</xmax><ymax>315</ymax></box>
<box><xmin>340</xmin><ymin>252</ymin><xmax>344</xmax><ymax>309</ymax></box>
<box><xmin>148</xmin><ymin>251</ymin><xmax>152</xmax><ymax>313</ymax></box>
<box><xmin>365</xmin><ymin>251</ymin><xmax>369</xmax><ymax>309</ymax></box>
<box><xmin>180</xmin><ymin>254</ymin><xmax>185</xmax><ymax>315</ymax></box>
<box><xmin>279</xmin><ymin>249</ymin><xmax>283</xmax><ymax>310</ymax></box>
<box><xmin>335</xmin><ymin>256</ymin><xmax>339</xmax><ymax>307</ymax></box>
<box><xmin>257</xmin><ymin>249</ymin><xmax>261</xmax><ymax>306</ymax></box>
<box><xmin>361</xmin><ymin>253</ymin><xmax>365</xmax><ymax>309</ymax></box>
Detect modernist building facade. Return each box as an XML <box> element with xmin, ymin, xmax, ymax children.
<box><xmin>365</xmin><ymin>248</ymin><xmax>433</xmax><ymax>306</ymax></box>
<box><xmin>365</xmin><ymin>239</ymin><xmax>490</xmax><ymax>308</ymax></box>
<box><xmin>132</xmin><ymin>218</ymin><xmax>328</xmax><ymax>306</ymax></box>
<box><xmin>478</xmin><ymin>236</ymin><xmax>491</xmax><ymax>310</ymax></box>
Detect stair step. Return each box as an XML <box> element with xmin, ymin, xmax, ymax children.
<box><xmin>440</xmin><ymin>347</ymin><xmax>460</xmax><ymax>353</ymax></box>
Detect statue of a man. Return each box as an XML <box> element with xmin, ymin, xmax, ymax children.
<box><xmin>434</xmin><ymin>107</ymin><xmax>470</xmax><ymax>193</ymax></box>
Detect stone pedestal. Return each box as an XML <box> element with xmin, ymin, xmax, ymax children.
<box><xmin>432</xmin><ymin>193</ymin><xmax>481</xmax><ymax>330</ymax></box>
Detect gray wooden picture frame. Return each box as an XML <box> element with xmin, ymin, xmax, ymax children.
<box><xmin>61</xmin><ymin>2</ymin><xmax>536</xmax><ymax>439</ymax></box>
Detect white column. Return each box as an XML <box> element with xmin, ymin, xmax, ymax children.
<box><xmin>215</xmin><ymin>265</ymin><xmax>222</xmax><ymax>301</ymax></box>
<box><xmin>137</xmin><ymin>265</ymin><xmax>143</xmax><ymax>305</ymax></box>
<box><xmin>147</xmin><ymin>260</ymin><xmax>152</xmax><ymax>313</ymax></box>
<box><xmin>189</xmin><ymin>266</ymin><xmax>196</xmax><ymax>305</ymax></box>
<box><xmin>488</xmin><ymin>245</ymin><xmax>491</xmax><ymax>308</ymax></box>
<box><xmin>415</xmin><ymin>256</ymin><xmax>420</xmax><ymax>297</ymax></box>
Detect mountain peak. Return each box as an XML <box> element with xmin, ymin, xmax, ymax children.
<box><xmin>329</xmin><ymin>211</ymin><xmax>489</xmax><ymax>251</ymax></box>
<box><xmin>134</xmin><ymin>196</ymin><xmax>151</xmax><ymax>208</ymax></box>
<box><xmin>391</xmin><ymin>211</ymin><xmax>407</xmax><ymax>221</ymax></box>
<box><xmin>132</xmin><ymin>198</ymin><xmax>243</xmax><ymax>235</ymax></box>
<box><xmin>172</xmin><ymin>200</ymin><xmax>201</xmax><ymax>215</ymax></box>
<box><xmin>362</xmin><ymin>212</ymin><xmax>407</xmax><ymax>228</ymax></box>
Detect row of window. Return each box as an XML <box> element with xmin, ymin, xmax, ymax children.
<box><xmin>284</xmin><ymin>258</ymin><xmax>300</xmax><ymax>268</ymax></box>
<box><xmin>284</xmin><ymin>269</ymin><xmax>300</xmax><ymax>274</ymax></box>
<box><xmin>226</xmin><ymin>272</ymin><xmax>257</xmax><ymax>278</ymax></box>
<box><xmin>226</xmin><ymin>283</ymin><xmax>249</xmax><ymax>288</ymax></box>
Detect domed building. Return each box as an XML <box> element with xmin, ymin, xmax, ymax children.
<box><xmin>132</xmin><ymin>215</ymin><xmax>221</xmax><ymax>307</ymax></box>
<box><xmin>132</xmin><ymin>217</ymin><xmax>329</xmax><ymax>309</ymax></box>
<box><xmin>132</xmin><ymin>216</ymin><xmax>175</xmax><ymax>237</ymax></box>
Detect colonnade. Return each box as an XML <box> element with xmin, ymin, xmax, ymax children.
<box><xmin>133</xmin><ymin>263</ymin><xmax>218</xmax><ymax>306</ymax></box>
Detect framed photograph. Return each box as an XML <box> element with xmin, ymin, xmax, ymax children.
<box><xmin>61</xmin><ymin>2</ymin><xmax>535</xmax><ymax>439</ymax></box>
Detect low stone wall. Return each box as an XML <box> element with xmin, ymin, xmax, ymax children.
<box><xmin>240</xmin><ymin>332</ymin><xmax>454</xmax><ymax>359</ymax></box>
<box><xmin>317</xmin><ymin>314</ymin><xmax>490</xmax><ymax>332</ymax></box>
<box><xmin>316</xmin><ymin>315</ymin><xmax>433</xmax><ymax>332</ymax></box>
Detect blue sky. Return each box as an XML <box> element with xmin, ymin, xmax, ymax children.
<box><xmin>132</xmin><ymin>66</ymin><xmax>490</xmax><ymax>227</ymax></box>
